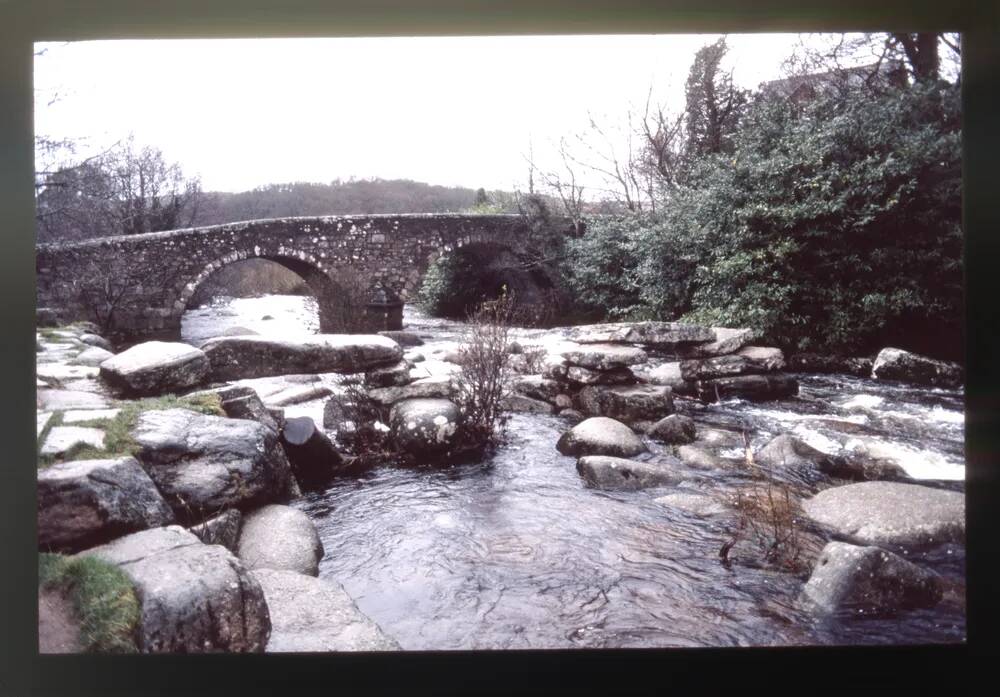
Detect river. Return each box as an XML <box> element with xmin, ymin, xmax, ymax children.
<box><xmin>181</xmin><ymin>294</ymin><xmax>966</xmax><ymax>649</ymax></box>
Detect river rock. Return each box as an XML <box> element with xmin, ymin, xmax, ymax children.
<box><xmin>564</xmin><ymin>365</ymin><xmax>637</xmax><ymax>386</ymax></box>
<box><xmin>188</xmin><ymin>509</ymin><xmax>242</xmax><ymax>551</ymax></box>
<box><xmin>675</xmin><ymin>445</ymin><xmax>725</xmax><ymax>471</ymax></box>
<box><xmin>560</xmin><ymin>409</ymin><xmax>585</xmax><ymax>424</ymax></box>
<box><xmin>560</xmin><ymin>343</ymin><xmax>648</xmax><ymax>370</ymax></box>
<box><xmin>696</xmin><ymin>374</ymin><xmax>798</xmax><ymax>402</ymax></box>
<box><xmin>513</xmin><ymin>375</ymin><xmax>563</xmax><ymax>404</ymax></box>
<box><xmin>215</xmin><ymin>385</ymin><xmax>282</xmax><ymax>433</ymax></box>
<box><xmin>237</xmin><ymin>505</ymin><xmax>324</xmax><ymax>577</ymax></box>
<box><xmin>79</xmin><ymin>333</ymin><xmax>113</xmax><ymax>351</ymax></box>
<box><xmin>736</xmin><ymin>346</ymin><xmax>785</xmax><ymax>371</ymax></box>
<box><xmin>364</xmin><ymin>360</ymin><xmax>413</xmax><ymax>389</ymax></box>
<box><xmin>648</xmin><ymin>414</ymin><xmax>696</xmax><ymax>444</ymax></box>
<box><xmin>636</xmin><ymin>361</ymin><xmax>688</xmax><ymax>389</ymax></box>
<box><xmin>37</xmin><ymin>456</ymin><xmax>175</xmax><ymax>553</ymax></box>
<box><xmin>367</xmin><ymin>376</ymin><xmax>456</xmax><ymax>407</ymax></box>
<box><xmin>576</xmin><ymin>455</ymin><xmax>683</xmax><ymax>490</ymax></box>
<box><xmin>404</xmin><ymin>351</ymin><xmax>425</xmax><ymax>363</ymax></box>
<box><xmin>100</xmin><ymin>341</ymin><xmax>210</xmax><ymax>397</ymax></box>
<box><xmin>79</xmin><ymin>526</ymin><xmax>270</xmax><ymax>652</ymax></box>
<box><xmin>556</xmin><ymin>417</ymin><xmax>648</xmax><ymax>458</ymax></box>
<box><xmin>131</xmin><ymin>409</ymin><xmax>297</xmax><ymax>522</ymax></box>
<box><xmin>754</xmin><ymin>434</ymin><xmax>839</xmax><ymax>487</ymax></box>
<box><xmin>680</xmin><ymin>349</ymin><xmax>785</xmax><ymax>380</ymax></box>
<box><xmin>654</xmin><ymin>491</ymin><xmax>729</xmax><ymax>517</ymax></box>
<box><xmin>801</xmin><ymin>541</ymin><xmax>943</xmax><ymax>615</ymax></box>
<box><xmin>801</xmin><ymin>481</ymin><xmax>965</xmax><ymax>549</ymax></box>
<box><xmin>201</xmin><ymin>334</ymin><xmax>403</xmax><ymax>381</ymax></box>
<box><xmin>577</xmin><ymin>384</ymin><xmax>674</xmax><ymax>423</ymax></box>
<box><xmin>787</xmin><ymin>353</ymin><xmax>874</xmax><ymax>377</ymax></box>
<box><xmin>378</xmin><ymin>330</ymin><xmax>424</xmax><ymax>347</ymax></box>
<box><xmin>676</xmin><ymin>327</ymin><xmax>758</xmax><ymax>358</ymax></box>
<box><xmin>564</xmin><ymin>321</ymin><xmax>715</xmax><ymax>347</ymax></box>
<box><xmin>389</xmin><ymin>398</ymin><xmax>461</xmax><ymax>457</ymax></box>
<box><xmin>502</xmin><ymin>394</ymin><xmax>555</xmax><ymax>414</ymax></box>
<box><xmin>71</xmin><ymin>346</ymin><xmax>114</xmax><ymax>367</ymax></box>
<box><xmin>252</xmin><ymin>569</ymin><xmax>399</xmax><ymax>652</ymax></box>
<box><xmin>871</xmin><ymin>348</ymin><xmax>963</xmax><ymax>388</ymax></box>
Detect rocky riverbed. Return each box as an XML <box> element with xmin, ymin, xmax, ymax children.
<box><xmin>35</xmin><ymin>295</ymin><xmax>966</xmax><ymax>651</ymax></box>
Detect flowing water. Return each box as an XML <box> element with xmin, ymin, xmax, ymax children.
<box><xmin>181</xmin><ymin>294</ymin><xmax>967</xmax><ymax>649</ymax></box>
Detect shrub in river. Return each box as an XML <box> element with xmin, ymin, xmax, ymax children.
<box><xmin>452</xmin><ymin>292</ymin><xmax>516</xmax><ymax>450</ymax></box>
<box><xmin>39</xmin><ymin>552</ymin><xmax>140</xmax><ymax>653</ymax></box>
<box><xmin>719</xmin><ymin>432</ymin><xmax>806</xmax><ymax>572</ymax></box>
<box><xmin>334</xmin><ymin>378</ymin><xmax>409</xmax><ymax>467</ymax></box>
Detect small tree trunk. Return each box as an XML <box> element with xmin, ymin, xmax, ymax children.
<box><xmin>281</xmin><ymin>416</ymin><xmax>344</xmax><ymax>491</ymax></box>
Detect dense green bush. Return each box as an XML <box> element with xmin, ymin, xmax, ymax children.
<box><xmin>561</xmin><ymin>81</ymin><xmax>962</xmax><ymax>360</ymax></box>
<box><xmin>416</xmin><ymin>252</ymin><xmax>490</xmax><ymax>318</ymax></box>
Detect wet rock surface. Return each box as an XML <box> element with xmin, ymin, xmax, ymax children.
<box><xmin>389</xmin><ymin>398</ymin><xmax>462</xmax><ymax>457</ymax></box>
<box><xmin>38</xmin><ymin>456</ymin><xmax>175</xmax><ymax>553</ymax></box>
<box><xmin>576</xmin><ymin>455</ymin><xmax>684</xmax><ymax>490</ymax></box>
<box><xmin>577</xmin><ymin>384</ymin><xmax>675</xmax><ymax>423</ymax></box>
<box><xmin>556</xmin><ymin>417</ymin><xmax>648</xmax><ymax>458</ymax></box>
<box><xmin>871</xmin><ymin>347</ymin><xmax>963</xmax><ymax>389</ymax></box>
<box><xmin>79</xmin><ymin>526</ymin><xmax>270</xmax><ymax>653</ymax></box>
<box><xmin>237</xmin><ymin>504</ymin><xmax>324</xmax><ymax>576</ymax></box>
<box><xmin>99</xmin><ymin>341</ymin><xmax>209</xmax><ymax>396</ymax></box>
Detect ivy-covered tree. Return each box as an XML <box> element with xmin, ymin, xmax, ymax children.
<box><xmin>683</xmin><ymin>38</ymin><xmax>749</xmax><ymax>161</ymax></box>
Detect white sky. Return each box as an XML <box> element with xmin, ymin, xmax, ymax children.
<box><xmin>33</xmin><ymin>34</ymin><xmax>819</xmax><ymax>194</ymax></box>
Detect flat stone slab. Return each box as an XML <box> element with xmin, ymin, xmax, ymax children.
<box><xmin>502</xmin><ymin>394</ymin><xmax>555</xmax><ymax>414</ymax></box>
<box><xmin>201</xmin><ymin>334</ymin><xmax>403</xmax><ymax>381</ymax></box>
<box><xmin>802</xmin><ymin>481</ymin><xmax>965</xmax><ymax>549</ymax></box>
<box><xmin>37</xmin><ymin>389</ymin><xmax>111</xmax><ymax>411</ymax></box>
<box><xmin>79</xmin><ymin>526</ymin><xmax>270</xmax><ymax>653</ymax></box>
<box><xmin>100</xmin><ymin>341</ymin><xmax>210</xmax><ymax>396</ymax></box>
<box><xmin>676</xmin><ymin>327</ymin><xmax>758</xmax><ymax>358</ymax></box>
<box><xmin>36</xmin><ymin>363</ymin><xmax>101</xmax><ymax>381</ymax></box>
<box><xmin>368</xmin><ymin>376</ymin><xmax>456</xmax><ymax>407</ymax></box>
<box><xmin>577</xmin><ymin>384</ymin><xmax>674</xmax><ymax>423</ymax></box>
<box><xmin>253</xmin><ymin>569</ymin><xmax>400</xmax><ymax>652</ymax></box>
<box><xmin>563</xmin><ymin>321</ymin><xmax>715</xmax><ymax>347</ymax></box>
<box><xmin>61</xmin><ymin>408</ymin><xmax>122</xmax><ymax>424</ymax></box>
<box><xmin>37</xmin><ymin>456</ymin><xmax>175</xmax><ymax>553</ymax></box>
<box><xmin>40</xmin><ymin>426</ymin><xmax>106</xmax><ymax>456</ymax></box>
<box><xmin>37</xmin><ymin>412</ymin><xmax>53</xmax><ymax>437</ymax></box>
<box><xmin>266</xmin><ymin>383</ymin><xmax>333</xmax><ymax>407</ymax></box>
<box><xmin>559</xmin><ymin>343</ymin><xmax>648</xmax><ymax>370</ymax></box>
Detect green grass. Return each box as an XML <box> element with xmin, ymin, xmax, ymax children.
<box><xmin>39</xmin><ymin>553</ymin><xmax>140</xmax><ymax>653</ymax></box>
<box><xmin>37</xmin><ymin>392</ymin><xmax>224</xmax><ymax>468</ymax></box>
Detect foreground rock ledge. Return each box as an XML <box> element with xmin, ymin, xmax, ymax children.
<box><xmin>802</xmin><ymin>481</ymin><xmax>965</xmax><ymax>549</ymax></box>
<box><xmin>99</xmin><ymin>341</ymin><xmax>209</xmax><ymax>396</ymax></box>
<box><xmin>201</xmin><ymin>334</ymin><xmax>403</xmax><ymax>381</ymax></box>
<box><xmin>79</xmin><ymin>526</ymin><xmax>270</xmax><ymax>653</ymax></box>
<box><xmin>253</xmin><ymin>569</ymin><xmax>400</xmax><ymax>652</ymax></box>
<box><xmin>38</xmin><ymin>456</ymin><xmax>175</xmax><ymax>553</ymax></box>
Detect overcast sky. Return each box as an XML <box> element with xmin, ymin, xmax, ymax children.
<box><xmin>34</xmin><ymin>34</ymin><xmax>823</xmax><ymax>194</ymax></box>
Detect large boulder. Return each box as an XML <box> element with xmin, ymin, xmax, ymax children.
<box><xmin>237</xmin><ymin>505</ymin><xmax>324</xmax><ymax>577</ymax></box>
<box><xmin>801</xmin><ymin>541</ymin><xmax>943</xmax><ymax>616</ymax></box>
<box><xmin>37</xmin><ymin>456</ymin><xmax>175</xmax><ymax>553</ymax></box>
<box><xmin>696</xmin><ymin>374</ymin><xmax>798</xmax><ymax>402</ymax></box>
<box><xmin>648</xmin><ymin>414</ymin><xmax>696</xmax><ymax>444</ymax></box>
<box><xmin>131</xmin><ymin>409</ymin><xmax>297</xmax><ymax>522</ymax></box>
<box><xmin>252</xmin><ymin>569</ymin><xmax>399</xmax><ymax>652</ymax></box>
<box><xmin>556</xmin><ymin>417</ymin><xmax>648</xmax><ymax>458</ymax></box>
<box><xmin>560</xmin><ymin>343</ymin><xmax>648</xmax><ymax>370</ymax></box>
<box><xmin>577</xmin><ymin>384</ymin><xmax>674</xmax><ymax>423</ymax></box>
<box><xmin>801</xmin><ymin>481</ymin><xmax>965</xmax><ymax>549</ymax></box>
<box><xmin>389</xmin><ymin>398</ymin><xmax>462</xmax><ymax>457</ymax></box>
<box><xmin>513</xmin><ymin>375</ymin><xmax>563</xmax><ymax>404</ymax></box>
<box><xmin>871</xmin><ymin>348</ymin><xmax>963</xmax><ymax>388</ymax></box>
<box><xmin>676</xmin><ymin>327</ymin><xmax>758</xmax><ymax>358</ymax></box>
<box><xmin>564</xmin><ymin>321</ymin><xmax>715</xmax><ymax>347</ymax></box>
<box><xmin>99</xmin><ymin>341</ymin><xmax>209</xmax><ymax>397</ymax></box>
<box><xmin>79</xmin><ymin>526</ymin><xmax>270</xmax><ymax>652</ymax></box>
<box><xmin>201</xmin><ymin>334</ymin><xmax>403</xmax><ymax>381</ymax></box>
<box><xmin>564</xmin><ymin>365</ymin><xmax>637</xmax><ymax>386</ymax></box>
<box><xmin>576</xmin><ymin>455</ymin><xmax>683</xmax><ymax>490</ymax></box>
<box><xmin>786</xmin><ymin>353</ymin><xmax>874</xmax><ymax>377</ymax></box>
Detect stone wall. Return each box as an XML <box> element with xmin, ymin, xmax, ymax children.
<box><xmin>36</xmin><ymin>214</ymin><xmax>571</xmax><ymax>342</ymax></box>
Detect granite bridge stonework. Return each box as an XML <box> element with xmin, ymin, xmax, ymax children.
<box><xmin>36</xmin><ymin>214</ymin><xmax>572</xmax><ymax>342</ymax></box>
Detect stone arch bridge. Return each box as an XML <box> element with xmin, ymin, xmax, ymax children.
<box><xmin>36</xmin><ymin>214</ymin><xmax>575</xmax><ymax>342</ymax></box>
